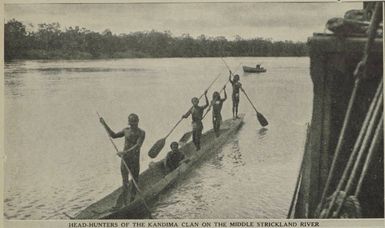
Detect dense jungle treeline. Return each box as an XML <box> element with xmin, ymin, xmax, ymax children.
<box><xmin>5</xmin><ymin>19</ymin><xmax>309</xmax><ymax>61</ymax></box>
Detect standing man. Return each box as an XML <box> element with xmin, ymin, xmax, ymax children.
<box><xmin>211</xmin><ymin>85</ymin><xmax>227</xmax><ymax>137</ymax></box>
<box><xmin>229</xmin><ymin>71</ymin><xmax>242</xmax><ymax>119</ymax></box>
<box><xmin>99</xmin><ymin>113</ymin><xmax>145</xmax><ymax>209</ymax></box>
<box><xmin>182</xmin><ymin>90</ymin><xmax>209</xmax><ymax>151</ymax></box>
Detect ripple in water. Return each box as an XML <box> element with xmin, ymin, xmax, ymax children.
<box><xmin>4</xmin><ymin>57</ymin><xmax>311</xmax><ymax>219</ymax></box>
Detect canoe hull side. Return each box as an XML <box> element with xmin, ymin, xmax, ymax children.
<box><xmin>75</xmin><ymin>115</ymin><xmax>244</xmax><ymax>219</ymax></box>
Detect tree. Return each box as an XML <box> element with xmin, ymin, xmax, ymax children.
<box><xmin>4</xmin><ymin>19</ymin><xmax>28</xmax><ymax>60</ymax></box>
<box><xmin>4</xmin><ymin>19</ymin><xmax>309</xmax><ymax>60</ymax></box>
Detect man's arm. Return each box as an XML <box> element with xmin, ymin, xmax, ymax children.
<box><xmin>99</xmin><ymin>118</ymin><xmax>124</xmax><ymax>138</ymax></box>
<box><xmin>229</xmin><ymin>71</ymin><xmax>233</xmax><ymax>83</ymax></box>
<box><xmin>202</xmin><ymin>90</ymin><xmax>209</xmax><ymax>109</ymax></box>
<box><xmin>222</xmin><ymin>86</ymin><xmax>227</xmax><ymax>101</ymax></box>
<box><xmin>182</xmin><ymin>109</ymin><xmax>191</xmax><ymax>119</ymax></box>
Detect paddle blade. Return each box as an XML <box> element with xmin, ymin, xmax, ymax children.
<box><xmin>257</xmin><ymin>112</ymin><xmax>269</xmax><ymax>127</ymax></box>
<box><xmin>148</xmin><ymin>138</ymin><xmax>166</xmax><ymax>158</ymax></box>
<box><xmin>179</xmin><ymin>131</ymin><xmax>192</xmax><ymax>143</ymax></box>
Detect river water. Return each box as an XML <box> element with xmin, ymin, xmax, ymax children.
<box><xmin>4</xmin><ymin>57</ymin><xmax>312</xmax><ymax>219</ymax></box>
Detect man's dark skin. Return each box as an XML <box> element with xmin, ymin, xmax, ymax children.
<box><xmin>182</xmin><ymin>90</ymin><xmax>209</xmax><ymax>151</ymax></box>
<box><xmin>99</xmin><ymin>113</ymin><xmax>145</xmax><ymax>209</ymax></box>
<box><xmin>211</xmin><ymin>85</ymin><xmax>227</xmax><ymax>137</ymax></box>
<box><xmin>229</xmin><ymin>71</ymin><xmax>242</xmax><ymax>119</ymax></box>
<box><xmin>164</xmin><ymin>142</ymin><xmax>186</xmax><ymax>171</ymax></box>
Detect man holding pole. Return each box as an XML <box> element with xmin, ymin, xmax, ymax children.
<box><xmin>182</xmin><ymin>90</ymin><xmax>209</xmax><ymax>151</ymax></box>
<box><xmin>99</xmin><ymin>113</ymin><xmax>146</xmax><ymax>209</ymax></box>
<box><xmin>229</xmin><ymin>71</ymin><xmax>242</xmax><ymax>119</ymax></box>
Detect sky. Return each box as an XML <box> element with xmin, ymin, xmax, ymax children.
<box><xmin>5</xmin><ymin>2</ymin><xmax>362</xmax><ymax>42</ymax></box>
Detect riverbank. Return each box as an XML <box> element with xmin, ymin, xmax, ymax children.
<box><xmin>6</xmin><ymin>51</ymin><xmax>309</xmax><ymax>61</ymax></box>
<box><xmin>5</xmin><ymin>20</ymin><xmax>309</xmax><ymax>61</ymax></box>
<box><xmin>12</xmin><ymin>49</ymin><xmax>152</xmax><ymax>60</ymax></box>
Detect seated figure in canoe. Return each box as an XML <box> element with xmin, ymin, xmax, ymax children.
<box><xmin>182</xmin><ymin>90</ymin><xmax>209</xmax><ymax>151</ymax></box>
<box><xmin>229</xmin><ymin>71</ymin><xmax>242</xmax><ymax>119</ymax></box>
<box><xmin>211</xmin><ymin>86</ymin><xmax>227</xmax><ymax>137</ymax></box>
<box><xmin>164</xmin><ymin>142</ymin><xmax>188</xmax><ymax>172</ymax></box>
<box><xmin>99</xmin><ymin>113</ymin><xmax>145</xmax><ymax>209</ymax></box>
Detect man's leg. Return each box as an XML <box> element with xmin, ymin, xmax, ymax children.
<box><xmin>192</xmin><ymin>128</ymin><xmax>199</xmax><ymax>150</ymax></box>
<box><xmin>115</xmin><ymin>161</ymin><xmax>129</xmax><ymax>208</ymax></box>
<box><xmin>213</xmin><ymin>118</ymin><xmax>219</xmax><ymax>137</ymax></box>
<box><xmin>232</xmin><ymin>95</ymin><xmax>236</xmax><ymax>119</ymax></box>
<box><xmin>196</xmin><ymin>126</ymin><xmax>202</xmax><ymax>150</ymax></box>
<box><xmin>217</xmin><ymin>117</ymin><xmax>222</xmax><ymax>136</ymax></box>
<box><xmin>128</xmin><ymin>157</ymin><xmax>140</xmax><ymax>202</ymax></box>
<box><xmin>235</xmin><ymin>98</ymin><xmax>239</xmax><ymax>118</ymax></box>
<box><xmin>232</xmin><ymin>104</ymin><xmax>235</xmax><ymax>118</ymax></box>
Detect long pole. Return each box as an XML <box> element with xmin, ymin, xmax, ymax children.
<box><xmin>319</xmin><ymin>2</ymin><xmax>383</xmax><ymax>217</ymax></box>
<box><xmin>287</xmin><ymin>123</ymin><xmax>310</xmax><ymax>218</ymax></box>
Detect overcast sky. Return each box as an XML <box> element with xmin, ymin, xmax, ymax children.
<box><xmin>5</xmin><ymin>2</ymin><xmax>362</xmax><ymax>41</ymax></box>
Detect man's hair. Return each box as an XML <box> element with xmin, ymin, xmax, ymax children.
<box><xmin>128</xmin><ymin>113</ymin><xmax>139</xmax><ymax>122</ymax></box>
<box><xmin>191</xmin><ymin>97</ymin><xmax>199</xmax><ymax>103</ymax></box>
<box><xmin>170</xmin><ymin>141</ymin><xmax>179</xmax><ymax>148</ymax></box>
<box><xmin>212</xmin><ymin>91</ymin><xmax>220</xmax><ymax>99</ymax></box>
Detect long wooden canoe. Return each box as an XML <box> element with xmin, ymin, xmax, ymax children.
<box><xmin>74</xmin><ymin>114</ymin><xmax>244</xmax><ymax>219</ymax></box>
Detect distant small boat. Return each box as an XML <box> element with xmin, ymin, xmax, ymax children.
<box><xmin>243</xmin><ymin>65</ymin><xmax>267</xmax><ymax>73</ymax></box>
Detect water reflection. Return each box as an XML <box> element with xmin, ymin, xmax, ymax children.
<box><xmin>229</xmin><ymin>139</ymin><xmax>245</xmax><ymax>167</ymax></box>
<box><xmin>5</xmin><ymin>74</ymin><xmax>24</xmax><ymax>97</ymax></box>
<box><xmin>4</xmin><ymin>57</ymin><xmax>312</xmax><ymax>219</ymax></box>
<box><xmin>35</xmin><ymin>67</ymin><xmax>147</xmax><ymax>73</ymax></box>
<box><xmin>210</xmin><ymin>152</ymin><xmax>225</xmax><ymax>169</ymax></box>
<box><xmin>258</xmin><ymin>128</ymin><xmax>269</xmax><ymax>138</ymax></box>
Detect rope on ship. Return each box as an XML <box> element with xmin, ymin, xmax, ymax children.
<box><xmin>315</xmin><ymin>2</ymin><xmax>383</xmax><ymax>218</ymax></box>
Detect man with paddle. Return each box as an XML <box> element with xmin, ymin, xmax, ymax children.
<box><xmin>182</xmin><ymin>90</ymin><xmax>209</xmax><ymax>151</ymax></box>
<box><xmin>221</xmin><ymin>59</ymin><xmax>268</xmax><ymax>127</ymax></box>
<box><xmin>229</xmin><ymin>71</ymin><xmax>242</xmax><ymax>119</ymax></box>
<box><xmin>99</xmin><ymin>113</ymin><xmax>146</xmax><ymax>209</ymax></box>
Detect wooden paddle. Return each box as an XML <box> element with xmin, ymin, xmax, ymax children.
<box><xmin>241</xmin><ymin>88</ymin><xmax>268</xmax><ymax>127</ymax></box>
<box><xmin>96</xmin><ymin>112</ymin><xmax>153</xmax><ymax>218</ymax></box>
<box><xmin>179</xmin><ymin>62</ymin><xmax>242</xmax><ymax>143</ymax></box>
<box><xmin>148</xmin><ymin>72</ymin><xmax>223</xmax><ymax>158</ymax></box>
<box><xmin>221</xmin><ymin>58</ymin><xmax>268</xmax><ymax>127</ymax></box>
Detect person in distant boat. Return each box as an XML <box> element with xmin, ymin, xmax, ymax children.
<box><xmin>164</xmin><ymin>142</ymin><xmax>186</xmax><ymax>171</ymax></box>
<box><xmin>229</xmin><ymin>71</ymin><xmax>242</xmax><ymax>119</ymax></box>
<box><xmin>182</xmin><ymin>90</ymin><xmax>209</xmax><ymax>151</ymax></box>
<box><xmin>99</xmin><ymin>113</ymin><xmax>145</xmax><ymax>209</ymax></box>
<box><xmin>211</xmin><ymin>86</ymin><xmax>227</xmax><ymax>137</ymax></box>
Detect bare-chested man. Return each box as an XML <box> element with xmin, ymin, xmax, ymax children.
<box><xmin>182</xmin><ymin>90</ymin><xmax>209</xmax><ymax>151</ymax></box>
<box><xmin>211</xmin><ymin>85</ymin><xmax>227</xmax><ymax>137</ymax></box>
<box><xmin>229</xmin><ymin>71</ymin><xmax>242</xmax><ymax>119</ymax></box>
<box><xmin>99</xmin><ymin>113</ymin><xmax>145</xmax><ymax>209</ymax></box>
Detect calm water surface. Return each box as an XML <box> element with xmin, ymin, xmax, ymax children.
<box><xmin>4</xmin><ymin>57</ymin><xmax>312</xmax><ymax>219</ymax></box>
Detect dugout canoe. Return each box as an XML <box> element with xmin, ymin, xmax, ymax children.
<box><xmin>242</xmin><ymin>66</ymin><xmax>267</xmax><ymax>73</ymax></box>
<box><xmin>74</xmin><ymin>114</ymin><xmax>244</xmax><ymax>219</ymax></box>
